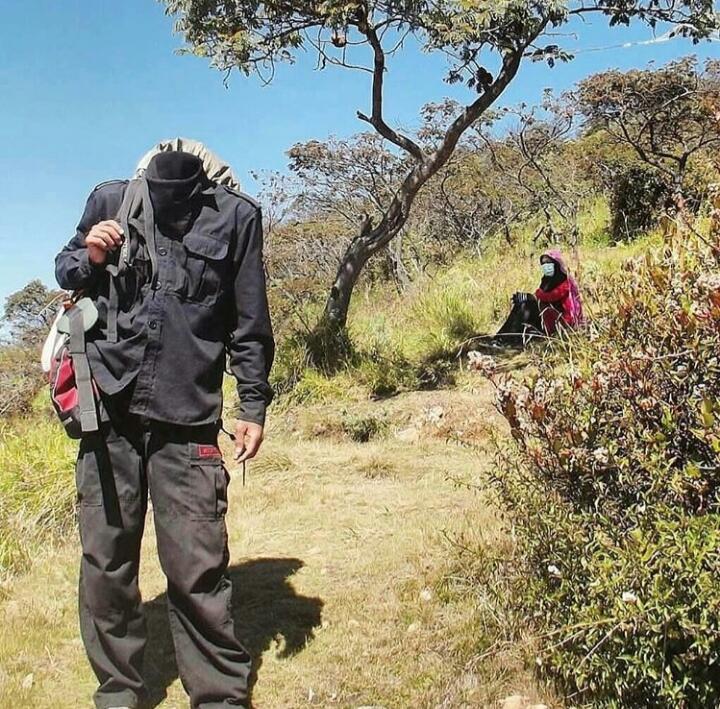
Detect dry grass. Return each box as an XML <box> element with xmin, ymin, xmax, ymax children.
<box><xmin>0</xmin><ymin>385</ymin><xmax>550</xmax><ymax>708</ymax></box>
<box><xmin>0</xmin><ymin>416</ymin><xmax>76</xmax><ymax>581</ymax></box>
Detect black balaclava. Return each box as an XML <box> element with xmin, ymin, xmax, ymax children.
<box><xmin>539</xmin><ymin>257</ymin><xmax>568</xmax><ymax>292</ymax></box>
<box><xmin>145</xmin><ymin>152</ymin><xmax>206</xmax><ymax>237</ymax></box>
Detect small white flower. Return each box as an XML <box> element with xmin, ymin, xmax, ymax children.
<box><xmin>547</xmin><ymin>564</ymin><xmax>562</xmax><ymax>578</ymax></box>
<box><xmin>622</xmin><ymin>591</ymin><xmax>639</xmax><ymax>604</ymax></box>
<box><xmin>467</xmin><ymin>351</ymin><xmax>497</xmax><ymax>375</ymax></box>
<box><xmin>593</xmin><ymin>447</ymin><xmax>609</xmax><ymax>464</ymax></box>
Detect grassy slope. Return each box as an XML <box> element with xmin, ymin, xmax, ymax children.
<box><xmin>281</xmin><ymin>228</ymin><xmax>655</xmax><ymax>406</ymax></box>
<box><xmin>0</xmin><ymin>223</ymin><xmax>654</xmax><ymax>707</ymax></box>
<box><xmin>0</xmin><ymin>386</ymin><xmax>554</xmax><ymax>708</ymax></box>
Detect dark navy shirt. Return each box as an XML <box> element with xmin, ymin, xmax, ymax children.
<box><xmin>55</xmin><ymin>180</ymin><xmax>274</xmax><ymax>426</ymax></box>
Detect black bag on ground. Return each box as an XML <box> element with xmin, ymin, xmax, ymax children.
<box><xmin>495</xmin><ymin>292</ymin><xmax>542</xmax><ymax>346</ymax></box>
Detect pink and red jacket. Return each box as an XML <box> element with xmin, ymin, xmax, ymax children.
<box><xmin>535</xmin><ymin>250</ymin><xmax>585</xmax><ymax>335</ymax></box>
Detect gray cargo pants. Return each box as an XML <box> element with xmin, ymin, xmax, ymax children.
<box><xmin>75</xmin><ymin>403</ymin><xmax>250</xmax><ymax>709</ymax></box>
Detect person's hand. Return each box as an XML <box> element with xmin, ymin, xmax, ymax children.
<box><xmin>234</xmin><ymin>420</ymin><xmax>264</xmax><ymax>463</ymax></box>
<box><xmin>85</xmin><ymin>220</ymin><xmax>124</xmax><ymax>265</ymax></box>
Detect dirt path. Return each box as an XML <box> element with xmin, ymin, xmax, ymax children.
<box><xmin>0</xmin><ymin>386</ymin><xmax>541</xmax><ymax>708</ymax></box>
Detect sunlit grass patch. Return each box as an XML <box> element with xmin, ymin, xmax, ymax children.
<box><xmin>0</xmin><ymin>416</ymin><xmax>76</xmax><ymax>580</ymax></box>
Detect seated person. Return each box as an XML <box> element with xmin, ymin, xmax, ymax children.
<box><xmin>495</xmin><ymin>249</ymin><xmax>584</xmax><ymax>345</ymax></box>
<box><xmin>535</xmin><ymin>249</ymin><xmax>585</xmax><ymax>334</ymax></box>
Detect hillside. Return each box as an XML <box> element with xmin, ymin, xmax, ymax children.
<box><xmin>1</xmin><ymin>380</ymin><xmax>560</xmax><ymax>708</ymax></box>
<box><xmin>0</xmin><ymin>233</ymin><xmax>653</xmax><ymax>707</ymax></box>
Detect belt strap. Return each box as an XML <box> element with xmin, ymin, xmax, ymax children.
<box><xmin>67</xmin><ymin>306</ymin><xmax>99</xmax><ymax>434</ymax></box>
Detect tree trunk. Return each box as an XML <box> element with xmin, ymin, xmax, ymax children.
<box><xmin>389</xmin><ymin>232</ymin><xmax>411</xmax><ymax>291</ymax></box>
<box><xmin>323</xmin><ymin>233</ymin><xmax>372</xmax><ymax>330</ymax></box>
<box><xmin>320</xmin><ymin>198</ymin><xmax>410</xmax><ymax>334</ymax></box>
<box><xmin>313</xmin><ymin>35</ymin><xmax>537</xmax><ymax>355</ymax></box>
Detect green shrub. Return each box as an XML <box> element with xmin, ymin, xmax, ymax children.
<box><xmin>354</xmin><ymin>340</ymin><xmax>416</xmax><ymax>397</ymax></box>
<box><xmin>609</xmin><ymin>164</ymin><xmax>669</xmax><ymax>241</ymax></box>
<box><xmin>483</xmin><ymin>230</ymin><xmax>720</xmax><ymax>707</ymax></box>
<box><xmin>415</xmin><ymin>351</ymin><xmax>457</xmax><ymax>389</ymax></box>
<box><xmin>281</xmin><ymin>368</ymin><xmax>355</xmax><ymax>407</ymax></box>
<box><xmin>340</xmin><ymin>410</ymin><xmax>389</xmax><ymax>443</ymax></box>
<box><xmin>410</xmin><ymin>287</ymin><xmax>480</xmax><ymax>355</ymax></box>
<box><xmin>302</xmin><ymin>319</ymin><xmax>356</xmax><ymax>373</ymax></box>
<box><xmin>270</xmin><ymin>332</ymin><xmax>314</xmax><ymax>395</ymax></box>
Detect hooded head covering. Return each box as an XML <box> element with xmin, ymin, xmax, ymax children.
<box><xmin>135</xmin><ymin>137</ymin><xmax>241</xmax><ymax>191</ymax></box>
<box><xmin>144</xmin><ymin>151</ymin><xmax>207</xmax><ymax>236</ymax></box>
<box><xmin>539</xmin><ymin>249</ymin><xmax>585</xmax><ymax>326</ymax></box>
<box><xmin>540</xmin><ymin>249</ymin><xmax>568</xmax><ymax>292</ymax></box>
<box><xmin>135</xmin><ymin>138</ymin><xmax>241</xmax><ymax>238</ymax></box>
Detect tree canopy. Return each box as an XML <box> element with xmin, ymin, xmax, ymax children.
<box><xmin>161</xmin><ymin>0</ymin><xmax>719</xmax><ymax>340</ymax></box>
<box><xmin>576</xmin><ymin>56</ymin><xmax>720</xmax><ymax>194</ymax></box>
<box><xmin>3</xmin><ymin>279</ymin><xmax>62</xmax><ymax>345</ymax></box>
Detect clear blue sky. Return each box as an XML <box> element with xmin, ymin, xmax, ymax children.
<box><xmin>0</xmin><ymin>1</ymin><xmax>717</xmax><ymax>304</ymax></box>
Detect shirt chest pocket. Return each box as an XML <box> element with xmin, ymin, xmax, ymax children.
<box><xmin>178</xmin><ymin>232</ymin><xmax>230</xmax><ymax>305</ymax></box>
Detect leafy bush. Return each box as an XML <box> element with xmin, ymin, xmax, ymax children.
<box><xmin>482</xmin><ymin>230</ymin><xmax>720</xmax><ymax>707</ymax></box>
<box><xmin>270</xmin><ymin>332</ymin><xmax>315</xmax><ymax>396</ymax></box>
<box><xmin>609</xmin><ymin>164</ymin><xmax>669</xmax><ymax>241</ymax></box>
<box><xmin>355</xmin><ymin>342</ymin><xmax>416</xmax><ymax>397</ymax></box>
<box><xmin>280</xmin><ymin>367</ymin><xmax>355</xmax><ymax>407</ymax></box>
<box><xmin>340</xmin><ymin>410</ymin><xmax>389</xmax><ymax>443</ymax></box>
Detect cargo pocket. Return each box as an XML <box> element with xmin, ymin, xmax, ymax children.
<box><xmin>188</xmin><ymin>442</ymin><xmax>227</xmax><ymax>519</ymax></box>
<box><xmin>75</xmin><ymin>437</ymin><xmax>104</xmax><ymax>507</ymax></box>
<box><xmin>181</xmin><ymin>232</ymin><xmax>229</xmax><ymax>305</ymax></box>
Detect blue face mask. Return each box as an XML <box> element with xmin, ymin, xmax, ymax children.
<box><xmin>542</xmin><ymin>262</ymin><xmax>556</xmax><ymax>277</ymax></box>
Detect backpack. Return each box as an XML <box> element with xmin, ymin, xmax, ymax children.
<box><xmin>41</xmin><ymin>179</ymin><xmax>142</xmax><ymax>438</ymax></box>
<box><xmin>42</xmin><ymin>296</ymin><xmax>100</xmax><ymax>438</ymax></box>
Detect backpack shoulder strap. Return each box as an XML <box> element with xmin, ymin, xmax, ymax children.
<box><xmin>67</xmin><ymin>306</ymin><xmax>99</xmax><ymax>434</ymax></box>
<box><xmin>105</xmin><ymin>179</ymin><xmax>145</xmax><ymax>343</ymax></box>
<box><xmin>107</xmin><ymin>179</ymin><xmax>143</xmax><ymax>277</ymax></box>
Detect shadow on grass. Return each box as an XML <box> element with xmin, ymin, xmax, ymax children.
<box><xmin>460</xmin><ymin>333</ymin><xmax>540</xmax><ymax>373</ymax></box>
<box><xmin>142</xmin><ymin>557</ymin><xmax>323</xmax><ymax>708</ymax></box>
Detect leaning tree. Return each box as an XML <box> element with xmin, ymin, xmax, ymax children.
<box><xmin>162</xmin><ymin>0</ymin><xmax>718</xmax><ymax>343</ymax></box>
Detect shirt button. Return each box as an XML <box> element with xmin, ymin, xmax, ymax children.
<box><xmin>158</xmin><ymin>247</ymin><xmax>167</xmax><ymax>256</ymax></box>
<box><xmin>149</xmin><ymin>321</ymin><xmax>158</xmax><ymax>330</ymax></box>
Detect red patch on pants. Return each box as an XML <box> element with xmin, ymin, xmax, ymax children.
<box><xmin>197</xmin><ymin>445</ymin><xmax>222</xmax><ymax>459</ymax></box>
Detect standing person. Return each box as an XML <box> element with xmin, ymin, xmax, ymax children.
<box><xmin>55</xmin><ymin>140</ymin><xmax>274</xmax><ymax>709</ymax></box>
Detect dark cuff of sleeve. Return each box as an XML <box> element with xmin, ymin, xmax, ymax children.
<box><xmin>77</xmin><ymin>249</ymin><xmax>104</xmax><ymax>282</ymax></box>
<box><xmin>237</xmin><ymin>400</ymin><xmax>267</xmax><ymax>427</ymax></box>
